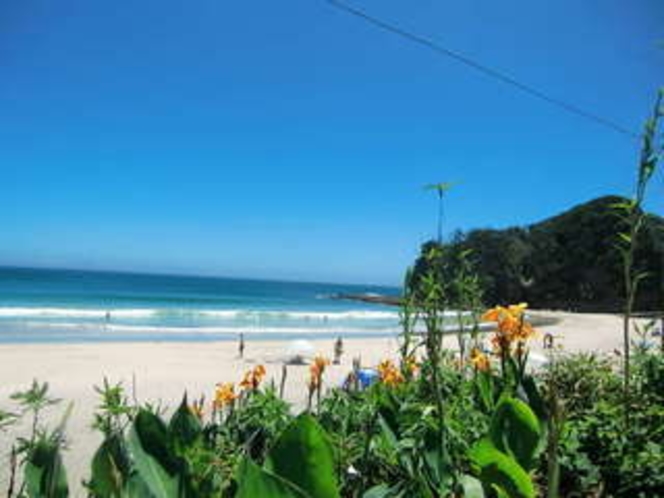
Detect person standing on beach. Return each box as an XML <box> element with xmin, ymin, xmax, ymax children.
<box><xmin>334</xmin><ymin>336</ymin><xmax>344</xmax><ymax>365</ymax></box>
<box><xmin>238</xmin><ymin>332</ymin><xmax>245</xmax><ymax>359</ymax></box>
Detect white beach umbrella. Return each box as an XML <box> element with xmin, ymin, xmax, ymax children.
<box><xmin>284</xmin><ymin>339</ymin><xmax>315</xmax><ymax>364</ymax></box>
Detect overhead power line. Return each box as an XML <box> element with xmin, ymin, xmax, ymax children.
<box><xmin>325</xmin><ymin>0</ymin><xmax>639</xmax><ymax>139</ymax></box>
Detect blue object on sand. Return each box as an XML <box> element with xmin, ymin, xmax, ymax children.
<box><xmin>357</xmin><ymin>368</ymin><xmax>379</xmax><ymax>388</ymax></box>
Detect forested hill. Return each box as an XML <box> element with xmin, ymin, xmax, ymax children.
<box><xmin>415</xmin><ymin>196</ymin><xmax>664</xmax><ymax>312</ymax></box>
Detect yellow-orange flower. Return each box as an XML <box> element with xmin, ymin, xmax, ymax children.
<box><xmin>482</xmin><ymin>303</ymin><xmax>528</xmax><ymax>323</ymax></box>
<box><xmin>213</xmin><ymin>382</ymin><xmax>237</xmax><ymax>409</ymax></box>
<box><xmin>481</xmin><ymin>306</ymin><xmax>505</xmax><ymax>322</ymax></box>
<box><xmin>313</xmin><ymin>355</ymin><xmax>330</xmax><ymax>372</ymax></box>
<box><xmin>470</xmin><ymin>347</ymin><xmax>491</xmax><ymax>372</ymax></box>
<box><xmin>308</xmin><ymin>355</ymin><xmax>330</xmax><ymax>391</ymax></box>
<box><xmin>483</xmin><ymin>303</ymin><xmax>536</xmax><ymax>354</ymax></box>
<box><xmin>507</xmin><ymin>303</ymin><xmax>528</xmax><ymax>318</ymax></box>
<box><xmin>378</xmin><ymin>359</ymin><xmax>404</xmax><ymax>387</ymax></box>
<box><xmin>240</xmin><ymin>365</ymin><xmax>267</xmax><ymax>390</ymax></box>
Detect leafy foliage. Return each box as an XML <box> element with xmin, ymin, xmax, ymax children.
<box><xmin>414</xmin><ymin>196</ymin><xmax>664</xmax><ymax>311</ymax></box>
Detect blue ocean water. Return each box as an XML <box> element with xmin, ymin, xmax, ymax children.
<box><xmin>0</xmin><ymin>267</ymin><xmax>402</xmax><ymax>343</ymax></box>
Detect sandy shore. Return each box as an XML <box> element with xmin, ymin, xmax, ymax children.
<box><xmin>0</xmin><ymin>312</ymin><xmax>639</xmax><ymax>495</ymax></box>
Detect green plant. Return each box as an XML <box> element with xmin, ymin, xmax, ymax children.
<box><xmin>542</xmin><ymin>352</ymin><xmax>621</xmax><ymax>416</ymax></box>
<box><xmin>470</xmin><ymin>396</ymin><xmax>542</xmax><ymax>497</ymax></box>
<box><xmin>424</xmin><ymin>182</ymin><xmax>453</xmax><ymax>243</ymax></box>
<box><xmin>6</xmin><ymin>380</ymin><xmax>70</xmax><ymax>498</ymax></box>
<box><xmin>235</xmin><ymin>413</ymin><xmax>340</xmax><ymax>498</ymax></box>
<box><xmin>614</xmin><ymin>89</ymin><xmax>663</xmax><ymax>411</ymax></box>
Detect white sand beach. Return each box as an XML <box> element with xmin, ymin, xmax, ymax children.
<box><xmin>0</xmin><ymin>312</ymin><xmax>640</xmax><ymax>495</ymax></box>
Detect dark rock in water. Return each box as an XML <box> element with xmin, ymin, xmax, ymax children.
<box><xmin>331</xmin><ymin>293</ymin><xmax>402</xmax><ymax>306</ymax></box>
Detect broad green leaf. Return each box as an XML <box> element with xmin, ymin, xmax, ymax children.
<box><xmin>89</xmin><ymin>434</ymin><xmax>131</xmax><ymax>497</ymax></box>
<box><xmin>127</xmin><ymin>419</ymin><xmax>179</xmax><ymax>498</ymax></box>
<box><xmin>124</xmin><ymin>474</ymin><xmax>155</xmax><ymax>498</ymax></box>
<box><xmin>489</xmin><ymin>397</ymin><xmax>541</xmax><ymax>470</ymax></box>
<box><xmin>517</xmin><ymin>376</ymin><xmax>547</xmax><ymax>422</ymax></box>
<box><xmin>377</xmin><ymin>415</ymin><xmax>399</xmax><ymax>452</ymax></box>
<box><xmin>236</xmin><ymin>458</ymin><xmax>309</xmax><ymax>498</ymax></box>
<box><xmin>459</xmin><ymin>474</ymin><xmax>485</xmax><ymax>498</ymax></box>
<box><xmin>362</xmin><ymin>483</ymin><xmax>395</xmax><ymax>498</ymax></box>
<box><xmin>169</xmin><ymin>394</ymin><xmax>202</xmax><ymax>450</ymax></box>
<box><xmin>133</xmin><ymin>409</ymin><xmax>179</xmax><ymax>473</ymax></box>
<box><xmin>24</xmin><ymin>438</ymin><xmax>69</xmax><ymax>498</ymax></box>
<box><xmin>470</xmin><ymin>440</ymin><xmax>535</xmax><ymax>498</ymax></box>
<box><xmin>265</xmin><ymin>413</ymin><xmax>340</xmax><ymax>498</ymax></box>
<box><xmin>475</xmin><ymin>370</ymin><xmax>495</xmax><ymax>412</ymax></box>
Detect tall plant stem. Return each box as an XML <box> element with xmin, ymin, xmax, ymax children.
<box><xmin>437</xmin><ymin>191</ymin><xmax>444</xmax><ymax>243</ymax></box>
<box><xmin>620</xmin><ymin>90</ymin><xmax>663</xmax><ymax>422</ymax></box>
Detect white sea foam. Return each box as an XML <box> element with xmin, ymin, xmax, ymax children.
<box><xmin>0</xmin><ymin>306</ymin><xmax>465</xmax><ymax>322</ymax></box>
<box><xmin>106</xmin><ymin>324</ymin><xmax>400</xmax><ymax>335</ymax></box>
<box><xmin>199</xmin><ymin>309</ymin><xmax>399</xmax><ymax>320</ymax></box>
<box><xmin>0</xmin><ymin>307</ymin><xmax>156</xmax><ymax>318</ymax></box>
<box><xmin>16</xmin><ymin>321</ymin><xmax>399</xmax><ymax>335</ymax></box>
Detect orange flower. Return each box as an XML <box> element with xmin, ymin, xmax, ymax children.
<box><xmin>312</xmin><ymin>355</ymin><xmax>330</xmax><ymax>372</ymax></box>
<box><xmin>213</xmin><ymin>382</ymin><xmax>237</xmax><ymax>409</ymax></box>
<box><xmin>308</xmin><ymin>355</ymin><xmax>330</xmax><ymax>392</ymax></box>
<box><xmin>239</xmin><ymin>365</ymin><xmax>267</xmax><ymax>390</ymax></box>
<box><xmin>483</xmin><ymin>303</ymin><xmax>528</xmax><ymax>323</ymax></box>
<box><xmin>507</xmin><ymin>303</ymin><xmax>528</xmax><ymax>318</ymax></box>
<box><xmin>483</xmin><ymin>303</ymin><xmax>536</xmax><ymax>354</ymax></box>
<box><xmin>481</xmin><ymin>305</ymin><xmax>505</xmax><ymax>322</ymax></box>
<box><xmin>514</xmin><ymin>320</ymin><xmax>535</xmax><ymax>341</ymax></box>
<box><xmin>377</xmin><ymin>359</ymin><xmax>404</xmax><ymax>387</ymax></box>
<box><xmin>470</xmin><ymin>347</ymin><xmax>491</xmax><ymax>372</ymax></box>
<box><xmin>254</xmin><ymin>364</ymin><xmax>266</xmax><ymax>382</ymax></box>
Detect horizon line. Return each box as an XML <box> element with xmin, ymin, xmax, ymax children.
<box><xmin>0</xmin><ymin>263</ymin><xmax>403</xmax><ymax>291</ymax></box>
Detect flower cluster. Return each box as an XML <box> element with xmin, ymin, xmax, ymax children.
<box><xmin>212</xmin><ymin>364</ymin><xmax>267</xmax><ymax>413</ymax></box>
<box><xmin>378</xmin><ymin>359</ymin><xmax>404</xmax><ymax>387</ymax></box>
<box><xmin>469</xmin><ymin>347</ymin><xmax>490</xmax><ymax>372</ymax></box>
<box><xmin>213</xmin><ymin>382</ymin><xmax>238</xmax><ymax>409</ymax></box>
<box><xmin>482</xmin><ymin>303</ymin><xmax>535</xmax><ymax>354</ymax></box>
<box><xmin>308</xmin><ymin>355</ymin><xmax>330</xmax><ymax>391</ymax></box>
<box><xmin>239</xmin><ymin>365</ymin><xmax>266</xmax><ymax>391</ymax></box>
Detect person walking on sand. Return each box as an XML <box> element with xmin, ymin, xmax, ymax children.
<box><xmin>238</xmin><ymin>332</ymin><xmax>245</xmax><ymax>359</ymax></box>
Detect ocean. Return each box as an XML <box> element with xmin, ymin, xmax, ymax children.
<box><xmin>0</xmin><ymin>267</ymin><xmax>402</xmax><ymax>343</ymax></box>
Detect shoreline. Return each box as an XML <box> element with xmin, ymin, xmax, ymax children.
<box><xmin>0</xmin><ymin>311</ymin><xmax>562</xmax><ymax>346</ymax></box>
<box><xmin>0</xmin><ymin>311</ymin><xmax>650</xmax><ymax>495</ymax></box>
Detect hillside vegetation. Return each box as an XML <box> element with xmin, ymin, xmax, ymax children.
<box><xmin>414</xmin><ymin>195</ymin><xmax>664</xmax><ymax>312</ymax></box>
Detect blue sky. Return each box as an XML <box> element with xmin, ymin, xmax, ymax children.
<box><xmin>1</xmin><ymin>0</ymin><xmax>662</xmax><ymax>285</ymax></box>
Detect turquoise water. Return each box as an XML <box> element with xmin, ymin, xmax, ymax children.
<box><xmin>0</xmin><ymin>267</ymin><xmax>401</xmax><ymax>343</ymax></box>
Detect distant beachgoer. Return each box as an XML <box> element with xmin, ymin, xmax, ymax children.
<box><xmin>239</xmin><ymin>333</ymin><xmax>245</xmax><ymax>359</ymax></box>
<box><xmin>105</xmin><ymin>311</ymin><xmax>111</xmax><ymax>322</ymax></box>
<box><xmin>334</xmin><ymin>336</ymin><xmax>344</xmax><ymax>365</ymax></box>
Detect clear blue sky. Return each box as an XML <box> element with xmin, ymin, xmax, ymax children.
<box><xmin>1</xmin><ymin>0</ymin><xmax>662</xmax><ymax>285</ymax></box>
